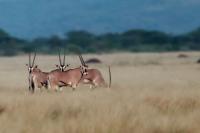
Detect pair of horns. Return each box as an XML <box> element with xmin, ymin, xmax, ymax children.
<box><xmin>58</xmin><ymin>50</ymin><xmax>66</xmax><ymax>66</ymax></box>
<box><xmin>29</xmin><ymin>52</ymin><xmax>36</xmax><ymax>67</ymax></box>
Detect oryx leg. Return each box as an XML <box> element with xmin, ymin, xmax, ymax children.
<box><xmin>72</xmin><ymin>84</ymin><xmax>77</xmax><ymax>91</ymax></box>
<box><xmin>37</xmin><ymin>83</ymin><xmax>44</xmax><ymax>92</ymax></box>
<box><xmin>59</xmin><ymin>87</ymin><xmax>63</xmax><ymax>92</ymax></box>
<box><xmin>54</xmin><ymin>85</ymin><xmax>60</xmax><ymax>92</ymax></box>
<box><xmin>30</xmin><ymin>81</ymin><xmax>35</xmax><ymax>93</ymax></box>
<box><xmin>42</xmin><ymin>81</ymin><xmax>48</xmax><ymax>90</ymax></box>
<box><xmin>51</xmin><ymin>83</ymin><xmax>59</xmax><ymax>92</ymax></box>
<box><xmin>48</xmin><ymin>79</ymin><xmax>59</xmax><ymax>92</ymax></box>
<box><xmin>90</xmin><ymin>79</ymin><xmax>99</xmax><ymax>90</ymax></box>
<box><xmin>64</xmin><ymin>81</ymin><xmax>76</xmax><ymax>91</ymax></box>
<box><xmin>58</xmin><ymin>84</ymin><xmax>64</xmax><ymax>92</ymax></box>
<box><xmin>83</xmin><ymin>79</ymin><xmax>95</xmax><ymax>90</ymax></box>
<box><xmin>33</xmin><ymin>77</ymin><xmax>41</xmax><ymax>92</ymax></box>
<box><xmin>47</xmin><ymin>80</ymin><xmax>52</xmax><ymax>90</ymax></box>
<box><xmin>89</xmin><ymin>82</ymin><xmax>96</xmax><ymax>90</ymax></box>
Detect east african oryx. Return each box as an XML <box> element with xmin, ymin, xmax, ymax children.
<box><xmin>47</xmin><ymin>54</ymin><xmax>86</xmax><ymax>91</ymax></box>
<box><xmin>26</xmin><ymin>53</ymin><xmax>48</xmax><ymax>93</ymax></box>
<box><xmin>78</xmin><ymin>54</ymin><xmax>111</xmax><ymax>89</ymax></box>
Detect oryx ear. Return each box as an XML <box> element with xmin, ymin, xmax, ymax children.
<box><xmin>55</xmin><ymin>64</ymin><xmax>59</xmax><ymax>68</ymax></box>
<box><xmin>66</xmin><ymin>64</ymin><xmax>70</xmax><ymax>67</ymax></box>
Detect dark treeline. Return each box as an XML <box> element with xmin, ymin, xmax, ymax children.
<box><xmin>1</xmin><ymin>27</ymin><xmax>200</xmax><ymax>56</ymax></box>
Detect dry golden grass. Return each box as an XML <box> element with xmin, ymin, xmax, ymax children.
<box><xmin>1</xmin><ymin>52</ymin><xmax>200</xmax><ymax>133</ymax></box>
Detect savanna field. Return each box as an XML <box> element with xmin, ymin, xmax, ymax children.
<box><xmin>1</xmin><ymin>52</ymin><xmax>200</xmax><ymax>133</ymax></box>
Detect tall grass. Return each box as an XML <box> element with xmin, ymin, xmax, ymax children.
<box><xmin>0</xmin><ymin>52</ymin><xmax>200</xmax><ymax>133</ymax></box>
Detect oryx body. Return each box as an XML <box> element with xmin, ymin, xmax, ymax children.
<box><xmin>48</xmin><ymin>67</ymin><xmax>83</xmax><ymax>91</ymax></box>
<box><xmin>78</xmin><ymin>55</ymin><xmax>111</xmax><ymax>89</ymax></box>
<box><xmin>80</xmin><ymin>68</ymin><xmax>109</xmax><ymax>88</ymax></box>
<box><xmin>30</xmin><ymin>67</ymin><xmax>49</xmax><ymax>90</ymax></box>
<box><xmin>47</xmin><ymin>50</ymin><xmax>82</xmax><ymax>91</ymax></box>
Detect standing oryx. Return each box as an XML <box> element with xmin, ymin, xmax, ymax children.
<box><xmin>78</xmin><ymin>54</ymin><xmax>111</xmax><ymax>89</ymax></box>
<box><xmin>26</xmin><ymin>53</ymin><xmax>48</xmax><ymax>93</ymax></box>
<box><xmin>47</xmin><ymin>54</ymin><xmax>86</xmax><ymax>91</ymax></box>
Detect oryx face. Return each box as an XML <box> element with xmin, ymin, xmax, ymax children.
<box><xmin>28</xmin><ymin>66</ymin><xmax>33</xmax><ymax>73</ymax></box>
<box><xmin>26</xmin><ymin>65</ymin><xmax>38</xmax><ymax>74</ymax></box>
<box><xmin>80</xmin><ymin>65</ymin><xmax>88</xmax><ymax>75</ymax></box>
<box><xmin>56</xmin><ymin>64</ymin><xmax>69</xmax><ymax>72</ymax></box>
<box><xmin>60</xmin><ymin>65</ymin><xmax>66</xmax><ymax>72</ymax></box>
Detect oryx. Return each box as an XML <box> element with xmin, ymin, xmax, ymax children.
<box><xmin>47</xmin><ymin>53</ymin><xmax>85</xmax><ymax>91</ymax></box>
<box><xmin>78</xmin><ymin>54</ymin><xmax>111</xmax><ymax>89</ymax></box>
<box><xmin>26</xmin><ymin>53</ymin><xmax>48</xmax><ymax>93</ymax></box>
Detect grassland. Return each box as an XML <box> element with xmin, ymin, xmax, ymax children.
<box><xmin>0</xmin><ymin>52</ymin><xmax>200</xmax><ymax>133</ymax></box>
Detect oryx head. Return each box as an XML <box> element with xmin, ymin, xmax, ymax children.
<box><xmin>56</xmin><ymin>50</ymin><xmax>69</xmax><ymax>72</ymax></box>
<box><xmin>26</xmin><ymin>52</ymin><xmax>37</xmax><ymax>74</ymax></box>
<box><xmin>78</xmin><ymin>54</ymin><xmax>88</xmax><ymax>75</ymax></box>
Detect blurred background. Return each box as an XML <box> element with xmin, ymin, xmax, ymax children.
<box><xmin>0</xmin><ymin>0</ymin><xmax>200</xmax><ymax>56</ymax></box>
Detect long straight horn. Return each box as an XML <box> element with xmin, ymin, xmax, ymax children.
<box><xmin>80</xmin><ymin>54</ymin><xmax>86</xmax><ymax>66</ymax></box>
<box><xmin>78</xmin><ymin>54</ymin><xmax>84</xmax><ymax>66</ymax></box>
<box><xmin>29</xmin><ymin>53</ymin><xmax>31</xmax><ymax>66</ymax></box>
<box><xmin>63</xmin><ymin>49</ymin><xmax>66</xmax><ymax>65</ymax></box>
<box><xmin>58</xmin><ymin>50</ymin><xmax>62</xmax><ymax>65</ymax></box>
<box><xmin>32</xmin><ymin>52</ymin><xmax>36</xmax><ymax>67</ymax></box>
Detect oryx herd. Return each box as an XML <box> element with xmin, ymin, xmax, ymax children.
<box><xmin>26</xmin><ymin>51</ymin><xmax>111</xmax><ymax>93</ymax></box>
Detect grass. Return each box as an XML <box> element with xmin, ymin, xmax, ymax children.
<box><xmin>0</xmin><ymin>52</ymin><xmax>200</xmax><ymax>132</ymax></box>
